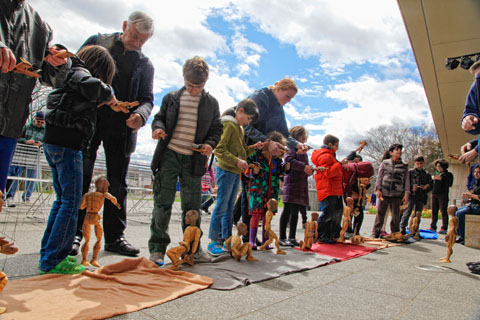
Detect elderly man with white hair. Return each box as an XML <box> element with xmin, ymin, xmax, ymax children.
<box><xmin>71</xmin><ymin>11</ymin><xmax>155</xmax><ymax>257</ymax></box>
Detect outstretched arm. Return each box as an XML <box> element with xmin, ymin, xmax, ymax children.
<box><xmin>104</xmin><ymin>192</ymin><xmax>121</xmax><ymax>209</ymax></box>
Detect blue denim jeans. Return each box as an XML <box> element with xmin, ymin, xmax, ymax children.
<box><xmin>6</xmin><ymin>165</ymin><xmax>37</xmax><ymax>200</ymax></box>
<box><xmin>456</xmin><ymin>205</ymin><xmax>480</xmax><ymax>239</ymax></box>
<box><xmin>208</xmin><ymin>167</ymin><xmax>240</xmax><ymax>240</ymax></box>
<box><xmin>40</xmin><ymin>144</ymin><xmax>83</xmax><ymax>271</ymax></box>
<box><xmin>0</xmin><ymin>136</ymin><xmax>17</xmax><ymax>194</ymax></box>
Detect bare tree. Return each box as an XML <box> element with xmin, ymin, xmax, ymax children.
<box><xmin>362</xmin><ymin>122</ymin><xmax>442</xmax><ymax>173</ymax></box>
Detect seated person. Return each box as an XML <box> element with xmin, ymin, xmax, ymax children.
<box><xmin>456</xmin><ymin>164</ymin><xmax>480</xmax><ymax>244</ymax></box>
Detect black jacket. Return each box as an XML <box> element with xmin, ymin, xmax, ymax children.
<box><xmin>151</xmin><ymin>88</ymin><xmax>223</xmax><ymax>176</ymax></box>
<box><xmin>0</xmin><ymin>0</ymin><xmax>69</xmax><ymax>138</ymax></box>
<box><xmin>44</xmin><ymin>57</ymin><xmax>114</xmax><ymax>151</ymax></box>
<box><xmin>432</xmin><ymin>170</ymin><xmax>453</xmax><ymax>195</ymax></box>
<box><xmin>81</xmin><ymin>32</ymin><xmax>154</xmax><ymax>155</ymax></box>
<box><xmin>409</xmin><ymin>168</ymin><xmax>433</xmax><ymax>203</ymax></box>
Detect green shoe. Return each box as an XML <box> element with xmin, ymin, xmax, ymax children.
<box><xmin>39</xmin><ymin>256</ymin><xmax>76</xmax><ymax>268</ymax></box>
<box><xmin>40</xmin><ymin>257</ymin><xmax>85</xmax><ymax>275</ymax></box>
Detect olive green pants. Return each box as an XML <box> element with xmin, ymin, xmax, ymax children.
<box><xmin>148</xmin><ymin>149</ymin><xmax>202</xmax><ymax>254</ymax></box>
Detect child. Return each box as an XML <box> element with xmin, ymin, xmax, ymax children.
<box><xmin>456</xmin><ymin>164</ymin><xmax>480</xmax><ymax>244</ymax></box>
<box><xmin>149</xmin><ymin>56</ymin><xmax>223</xmax><ymax>266</ymax></box>
<box><xmin>40</xmin><ymin>45</ymin><xmax>117</xmax><ymax>274</ymax></box>
<box><xmin>371</xmin><ymin>144</ymin><xmax>410</xmax><ymax>238</ymax></box>
<box><xmin>207</xmin><ymin>99</ymin><xmax>261</xmax><ymax>256</ymax></box>
<box><xmin>399</xmin><ymin>155</ymin><xmax>433</xmax><ymax>234</ymax></box>
<box><xmin>430</xmin><ymin>159</ymin><xmax>454</xmax><ymax>234</ymax></box>
<box><xmin>247</xmin><ymin>131</ymin><xmax>289</xmax><ymax>249</ymax></box>
<box><xmin>279</xmin><ymin>125</ymin><xmax>313</xmax><ymax>247</ymax></box>
<box><xmin>311</xmin><ymin>134</ymin><xmax>344</xmax><ymax>243</ymax></box>
<box><xmin>200</xmin><ymin>162</ymin><xmax>215</xmax><ymax>214</ymax></box>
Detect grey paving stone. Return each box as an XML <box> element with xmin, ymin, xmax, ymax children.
<box><xmin>141</xmin><ymin>283</ymin><xmax>296</xmax><ymax>320</ymax></box>
<box><xmin>260</xmin><ymin>282</ymin><xmax>408</xmax><ymax>320</ymax></box>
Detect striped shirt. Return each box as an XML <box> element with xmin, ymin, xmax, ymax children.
<box><xmin>167</xmin><ymin>90</ymin><xmax>200</xmax><ymax>155</ymax></box>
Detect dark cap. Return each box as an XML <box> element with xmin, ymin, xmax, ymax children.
<box><xmin>35</xmin><ymin>111</ymin><xmax>45</xmax><ymax>120</ymax></box>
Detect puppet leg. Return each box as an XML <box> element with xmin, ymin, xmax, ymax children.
<box><xmin>90</xmin><ymin>223</ymin><xmax>103</xmax><ymax>267</ymax></box>
<box><xmin>271</xmin><ymin>231</ymin><xmax>286</xmax><ymax>255</ymax></box>
<box><xmin>244</xmin><ymin>244</ymin><xmax>258</xmax><ymax>261</ymax></box>
<box><xmin>81</xmin><ymin>222</ymin><xmax>92</xmax><ymax>266</ymax></box>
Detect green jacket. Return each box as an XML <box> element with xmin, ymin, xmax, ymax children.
<box><xmin>19</xmin><ymin>121</ymin><xmax>45</xmax><ymax>144</ymax></box>
<box><xmin>215</xmin><ymin>115</ymin><xmax>256</xmax><ymax>174</ymax></box>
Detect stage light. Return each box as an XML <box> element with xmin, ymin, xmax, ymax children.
<box><xmin>461</xmin><ymin>56</ymin><xmax>474</xmax><ymax>70</ymax></box>
<box><xmin>445</xmin><ymin>58</ymin><xmax>459</xmax><ymax>70</ymax></box>
<box><xmin>446</xmin><ymin>51</ymin><xmax>480</xmax><ymax>71</ymax></box>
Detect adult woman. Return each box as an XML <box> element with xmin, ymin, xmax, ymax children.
<box><xmin>371</xmin><ymin>144</ymin><xmax>410</xmax><ymax>238</ymax></box>
<box><xmin>241</xmin><ymin>78</ymin><xmax>307</xmax><ymax>242</ymax></box>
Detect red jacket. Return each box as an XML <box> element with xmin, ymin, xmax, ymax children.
<box><xmin>311</xmin><ymin>148</ymin><xmax>343</xmax><ymax>202</ymax></box>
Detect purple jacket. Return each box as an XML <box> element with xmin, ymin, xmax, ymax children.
<box><xmin>282</xmin><ymin>148</ymin><xmax>309</xmax><ymax>206</ymax></box>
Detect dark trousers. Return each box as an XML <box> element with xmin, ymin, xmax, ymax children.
<box><xmin>75</xmin><ymin>135</ymin><xmax>131</xmax><ymax>243</ymax></box>
<box><xmin>348</xmin><ymin>204</ymin><xmax>365</xmax><ymax>234</ymax></box>
<box><xmin>300</xmin><ymin>205</ymin><xmax>307</xmax><ymax>225</ymax></box>
<box><xmin>148</xmin><ymin>149</ymin><xmax>202</xmax><ymax>254</ymax></box>
<box><xmin>400</xmin><ymin>198</ymin><xmax>425</xmax><ymax>231</ymax></box>
<box><xmin>372</xmin><ymin>196</ymin><xmax>402</xmax><ymax>236</ymax></box>
<box><xmin>317</xmin><ymin>195</ymin><xmax>343</xmax><ymax>240</ymax></box>
<box><xmin>431</xmin><ymin>193</ymin><xmax>449</xmax><ymax>230</ymax></box>
<box><xmin>279</xmin><ymin>203</ymin><xmax>304</xmax><ymax>240</ymax></box>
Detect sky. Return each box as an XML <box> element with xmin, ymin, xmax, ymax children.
<box><xmin>29</xmin><ymin>0</ymin><xmax>432</xmax><ymax>162</ymax></box>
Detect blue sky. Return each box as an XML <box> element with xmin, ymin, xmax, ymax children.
<box><xmin>30</xmin><ymin>0</ymin><xmax>432</xmax><ymax>162</ymax></box>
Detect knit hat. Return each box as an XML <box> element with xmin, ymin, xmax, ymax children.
<box><xmin>35</xmin><ymin>111</ymin><xmax>45</xmax><ymax>120</ymax></box>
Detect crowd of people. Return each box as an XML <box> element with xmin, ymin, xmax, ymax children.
<box><xmin>0</xmin><ymin>0</ymin><xmax>479</xmax><ymax>276</ymax></box>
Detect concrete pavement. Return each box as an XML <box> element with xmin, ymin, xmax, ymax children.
<box><xmin>1</xmin><ymin>198</ymin><xmax>479</xmax><ymax>320</ymax></box>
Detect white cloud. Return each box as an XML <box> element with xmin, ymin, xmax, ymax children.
<box><xmin>230</xmin><ymin>0</ymin><xmax>410</xmax><ymax>67</ymax></box>
<box><xmin>30</xmin><ymin>1</ymin><xmax>230</xmax><ymax>93</ymax></box>
<box><xmin>305</xmin><ymin>76</ymin><xmax>431</xmax><ymax>152</ymax></box>
<box><xmin>284</xmin><ymin>104</ymin><xmax>329</xmax><ymax>121</ymax></box>
<box><xmin>231</xmin><ymin>30</ymin><xmax>266</xmax><ymax>75</ymax></box>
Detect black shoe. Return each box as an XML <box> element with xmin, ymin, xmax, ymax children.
<box><xmin>288</xmin><ymin>239</ymin><xmax>300</xmax><ymax>247</ymax></box>
<box><xmin>455</xmin><ymin>237</ymin><xmax>465</xmax><ymax>244</ymax></box>
<box><xmin>105</xmin><ymin>237</ymin><xmax>140</xmax><ymax>256</ymax></box>
<box><xmin>200</xmin><ymin>207</ymin><xmax>209</xmax><ymax>215</ymax></box>
<box><xmin>255</xmin><ymin>237</ymin><xmax>262</xmax><ymax>247</ymax></box>
<box><xmin>69</xmin><ymin>236</ymin><xmax>82</xmax><ymax>256</ymax></box>
<box><xmin>278</xmin><ymin>239</ymin><xmax>291</xmax><ymax>247</ymax></box>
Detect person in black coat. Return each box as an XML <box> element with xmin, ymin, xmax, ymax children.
<box><xmin>430</xmin><ymin>159</ymin><xmax>454</xmax><ymax>234</ymax></box>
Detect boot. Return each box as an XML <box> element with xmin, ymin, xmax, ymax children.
<box><xmin>249</xmin><ymin>228</ymin><xmax>258</xmax><ymax>250</ymax></box>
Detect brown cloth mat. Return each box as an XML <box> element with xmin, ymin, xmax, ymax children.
<box><xmin>179</xmin><ymin>247</ymin><xmax>336</xmax><ymax>290</ymax></box>
<box><xmin>0</xmin><ymin>257</ymin><xmax>214</xmax><ymax>320</ymax></box>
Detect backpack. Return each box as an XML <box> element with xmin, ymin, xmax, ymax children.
<box><xmin>343</xmin><ymin>161</ymin><xmax>374</xmax><ymax>196</ymax></box>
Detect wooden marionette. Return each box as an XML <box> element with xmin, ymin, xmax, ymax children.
<box><xmin>224</xmin><ymin>222</ymin><xmax>258</xmax><ymax>262</ymax></box>
<box><xmin>167</xmin><ymin>210</ymin><xmax>201</xmax><ymax>270</ymax></box>
<box><xmin>80</xmin><ymin>176</ymin><xmax>121</xmax><ymax>267</ymax></box>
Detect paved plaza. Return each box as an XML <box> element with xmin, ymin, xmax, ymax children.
<box><xmin>1</xmin><ymin>196</ymin><xmax>479</xmax><ymax>319</ymax></box>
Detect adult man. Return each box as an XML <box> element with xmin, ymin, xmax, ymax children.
<box><xmin>71</xmin><ymin>11</ymin><xmax>154</xmax><ymax>257</ymax></box>
<box><xmin>399</xmin><ymin>155</ymin><xmax>433</xmax><ymax>234</ymax></box>
<box><xmin>0</xmin><ymin>0</ymin><xmax>68</xmax><ymax>195</ymax></box>
<box><xmin>5</xmin><ymin>111</ymin><xmax>46</xmax><ymax>206</ymax></box>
